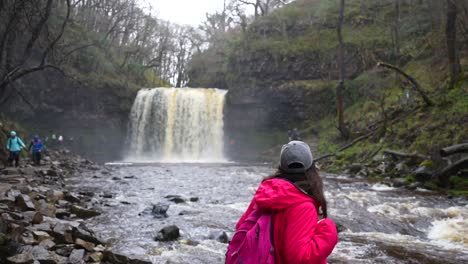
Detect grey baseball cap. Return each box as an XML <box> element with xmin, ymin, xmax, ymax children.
<box><xmin>280</xmin><ymin>141</ymin><xmax>314</xmax><ymax>173</ymax></box>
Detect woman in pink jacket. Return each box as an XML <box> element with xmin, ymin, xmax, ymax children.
<box><xmin>235</xmin><ymin>141</ymin><xmax>338</xmax><ymax>264</ymax></box>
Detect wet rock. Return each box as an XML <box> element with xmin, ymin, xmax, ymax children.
<box><xmin>70</xmin><ymin>205</ymin><xmax>100</xmax><ymax>219</ymax></box>
<box><xmin>46</xmin><ymin>169</ymin><xmax>59</xmax><ymax>177</ymax></box>
<box><xmin>2</xmin><ymin>168</ymin><xmax>20</xmax><ymax>175</ymax></box>
<box><xmin>32</xmin><ymin>231</ymin><xmax>51</xmax><ymax>242</ymax></box>
<box><xmin>63</xmin><ymin>192</ymin><xmax>80</xmax><ymax>203</ymax></box>
<box><xmin>20</xmin><ymin>232</ymin><xmax>36</xmax><ymax>245</ymax></box>
<box><xmin>74</xmin><ymin>238</ymin><xmax>95</xmax><ymax>251</ymax></box>
<box><xmin>102</xmin><ymin>251</ymin><xmax>152</xmax><ymax>264</ymax></box>
<box><xmin>88</xmin><ymin>252</ymin><xmax>103</xmax><ymax>262</ymax></box>
<box><xmin>152</xmin><ymin>203</ymin><xmax>169</xmax><ymax>218</ymax></box>
<box><xmin>139</xmin><ymin>203</ymin><xmax>169</xmax><ymax>218</ymax></box>
<box><xmin>392</xmin><ymin>178</ymin><xmax>407</xmax><ymax>188</ymax></box>
<box><xmin>18</xmin><ymin>185</ymin><xmax>33</xmax><ymax>194</ymax></box>
<box><xmin>49</xmin><ymin>223</ymin><xmax>73</xmax><ymax>244</ymax></box>
<box><xmin>414</xmin><ymin>166</ymin><xmax>432</xmax><ymax>182</ymax></box>
<box><xmin>78</xmin><ymin>192</ymin><xmax>94</xmax><ymax>197</ymax></box>
<box><xmin>100</xmin><ymin>193</ymin><xmax>113</xmax><ymax>199</ymax></box>
<box><xmin>54</xmin><ymin>245</ymin><xmax>74</xmax><ymax>257</ymax></box>
<box><xmin>6</xmin><ymin>252</ymin><xmax>34</xmax><ymax>264</ymax></box>
<box><xmin>347</xmin><ymin>163</ymin><xmax>363</xmax><ymax>174</ymax></box>
<box><xmin>189</xmin><ymin>197</ymin><xmax>199</xmax><ymax>202</ymax></box>
<box><xmin>15</xmin><ymin>195</ymin><xmax>36</xmax><ymax>211</ymax></box>
<box><xmin>72</xmin><ymin>226</ymin><xmax>103</xmax><ymax>245</ymax></box>
<box><xmin>217</xmin><ymin>232</ymin><xmax>228</xmax><ymax>243</ymax></box>
<box><xmin>68</xmin><ymin>249</ymin><xmax>85</xmax><ymax>264</ymax></box>
<box><xmin>165</xmin><ymin>195</ymin><xmax>186</xmax><ymax>204</ymax></box>
<box><xmin>178</xmin><ymin>210</ymin><xmax>201</xmax><ymax>216</ymax></box>
<box><xmin>31</xmin><ymin>245</ymin><xmax>63</xmax><ymax>263</ymax></box>
<box><xmin>0</xmin><ymin>217</ymin><xmax>9</xmax><ymax>233</ymax></box>
<box><xmin>111</xmin><ymin>177</ymin><xmax>121</xmax><ymax>181</ymax></box>
<box><xmin>55</xmin><ymin>209</ymin><xmax>70</xmax><ymax>219</ymax></box>
<box><xmin>155</xmin><ymin>225</ymin><xmax>180</xmax><ymax>241</ymax></box>
<box><xmin>36</xmin><ymin>200</ymin><xmax>56</xmax><ymax>217</ymax></box>
<box><xmin>38</xmin><ymin>239</ymin><xmax>55</xmax><ymax>249</ymax></box>
<box><xmin>46</xmin><ymin>190</ymin><xmax>64</xmax><ymax>202</ymax></box>
<box><xmin>406</xmin><ymin>182</ymin><xmax>423</xmax><ymax>191</ymax></box>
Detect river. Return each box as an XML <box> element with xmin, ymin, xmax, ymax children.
<box><xmin>66</xmin><ymin>163</ymin><xmax>467</xmax><ymax>264</ymax></box>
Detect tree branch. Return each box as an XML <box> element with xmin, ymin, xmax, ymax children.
<box><xmin>377</xmin><ymin>62</ymin><xmax>434</xmax><ymax>106</ymax></box>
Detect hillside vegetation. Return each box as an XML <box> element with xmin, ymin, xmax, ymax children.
<box><xmin>189</xmin><ymin>0</ymin><xmax>468</xmax><ymax>194</ymax></box>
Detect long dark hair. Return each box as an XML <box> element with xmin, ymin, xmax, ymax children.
<box><xmin>264</xmin><ymin>166</ymin><xmax>328</xmax><ymax>218</ymax></box>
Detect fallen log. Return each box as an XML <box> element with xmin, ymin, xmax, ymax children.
<box><xmin>382</xmin><ymin>149</ymin><xmax>430</xmax><ymax>161</ymax></box>
<box><xmin>440</xmin><ymin>143</ymin><xmax>468</xmax><ymax>157</ymax></box>
<box><xmin>314</xmin><ymin>131</ymin><xmax>375</xmax><ymax>162</ymax></box>
<box><xmin>434</xmin><ymin>157</ymin><xmax>468</xmax><ymax>186</ymax></box>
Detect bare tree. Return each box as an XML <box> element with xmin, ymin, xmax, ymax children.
<box><xmin>446</xmin><ymin>0</ymin><xmax>461</xmax><ymax>89</ymax></box>
<box><xmin>336</xmin><ymin>0</ymin><xmax>349</xmax><ymax>139</ymax></box>
<box><xmin>0</xmin><ymin>0</ymin><xmax>72</xmax><ymax>105</ymax></box>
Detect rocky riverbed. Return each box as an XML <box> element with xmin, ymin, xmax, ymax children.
<box><xmin>0</xmin><ymin>149</ymin><xmax>149</xmax><ymax>264</ymax></box>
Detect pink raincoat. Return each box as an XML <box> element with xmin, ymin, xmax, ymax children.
<box><xmin>236</xmin><ymin>178</ymin><xmax>338</xmax><ymax>264</ymax></box>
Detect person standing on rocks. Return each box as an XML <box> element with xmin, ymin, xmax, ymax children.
<box><xmin>28</xmin><ymin>134</ymin><xmax>44</xmax><ymax>166</ymax></box>
<box><xmin>6</xmin><ymin>131</ymin><xmax>26</xmax><ymax>167</ymax></box>
<box><xmin>227</xmin><ymin>141</ymin><xmax>338</xmax><ymax>264</ymax></box>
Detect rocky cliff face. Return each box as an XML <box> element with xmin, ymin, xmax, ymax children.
<box><xmin>1</xmin><ymin>70</ymin><xmax>137</xmax><ymax>162</ymax></box>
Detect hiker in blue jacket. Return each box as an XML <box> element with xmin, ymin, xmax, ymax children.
<box><xmin>28</xmin><ymin>135</ymin><xmax>44</xmax><ymax>166</ymax></box>
<box><xmin>6</xmin><ymin>131</ymin><xmax>26</xmax><ymax>167</ymax></box>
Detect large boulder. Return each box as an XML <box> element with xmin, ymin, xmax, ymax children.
<box><xmin>154</xmin><ymin>225</ymin><xmax>180</xmax><ymax>241</ymax></box>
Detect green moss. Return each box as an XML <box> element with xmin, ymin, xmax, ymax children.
<box><xmin>420</xmin><ymin>160</ymin><xmax>433</xmax><ymax>168</ymax></box>
<box><xmin>405</xmin><ymin>175</ymin><xmax>416</xmax><ymax>184</ymax></box>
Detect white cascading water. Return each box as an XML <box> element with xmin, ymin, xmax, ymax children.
<box><xmin>127</xmin><ymin>87</ymin><xmax>227</xmax><ymax>162</ymax></box>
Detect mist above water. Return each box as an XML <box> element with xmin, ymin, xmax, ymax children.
<box><xmin>127</xmin><ymin>88</ymin><xmax>227</xmax><ymax>162</ymax></box>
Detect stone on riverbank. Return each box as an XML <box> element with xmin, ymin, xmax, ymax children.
<box><xmin>165</xmin><ymin>195</ymin><xmax>186</xmax><ymax>204</ymax></box>
<box><xmin>70</xmin><ymin>205</ymin><xmax>101</xmax><ymax>219</ymax></box>
<box><xmin>15</xmin><ymin>195</ymin><xmax>36</xmax><ymax>211</ymax></box>
<box><xmin>154</xmin><ymin>225</ymin><xmax>180</xmax><ymax>241</ymax></box>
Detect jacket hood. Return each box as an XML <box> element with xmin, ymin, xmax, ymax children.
<box><xmin>254</xmin><ymin>178</ymin><xmax>318</xmax><ymax>211</ymax></box>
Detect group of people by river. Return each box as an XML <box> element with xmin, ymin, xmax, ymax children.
<box><xmin>4</xmin><ymin>131</ymin><xmax>72</xmax><ymax>167</ymax></box>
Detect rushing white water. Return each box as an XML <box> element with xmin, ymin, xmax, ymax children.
<box><xmin>127</xmin><ymin>88</ymin><xmax>227</xmax><ymax>162</ymax></box>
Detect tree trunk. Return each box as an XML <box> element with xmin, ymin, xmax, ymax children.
<box><xmin>446</xmin><ymin>0</ymin><xmax>461</xmax><ymax>89</ymax></box>
<box><xmin>336</xmin><ymin>0</ymin><xmax>349</xmax><ymax>139</ymax></box>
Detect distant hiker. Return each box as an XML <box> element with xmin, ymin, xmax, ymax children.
<box><xmin>226</xmin><ymin>141</ymin><xmax>338</xmax><ymax>264</ymax></box>
<box><xmin>28</xmin><ymin>135</ymin><xmax>44</xmax><ymax>166</ymax></box>
<box><xmin>58</xmin><ymin>135</ymin><xmax>64</xmax><ymax>145</ymax></box>
<box><xmin>6</xmin><ymin>131</ymin><xmax>26</xmax><ymax>167</ymax></box>
<box><xmin>287</xmin><ymin>129</ymin><xmax>292</xmax><ymax>141</ymax></box>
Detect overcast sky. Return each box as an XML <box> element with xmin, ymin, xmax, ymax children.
<box><xmin>141</xmin><ymin>0</ymin><xmax>225</xmax><ymax>26</ymax></box>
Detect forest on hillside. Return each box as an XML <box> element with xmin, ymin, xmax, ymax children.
<box><xmin>0</xmin><ymin>0</ymin><xmax>467</xmax><ymax>192</ymax></box>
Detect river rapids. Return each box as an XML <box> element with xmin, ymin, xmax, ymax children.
<box><xmin>66</xmin><ymin>163</ymin><xmax>467</xmax><ymax>264</ymax></box>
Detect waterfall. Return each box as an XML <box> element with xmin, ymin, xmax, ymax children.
<box><xmin>127</xmin><ymin>88</ymin><xmax>227</xmax><ymax>162</ymax></box>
